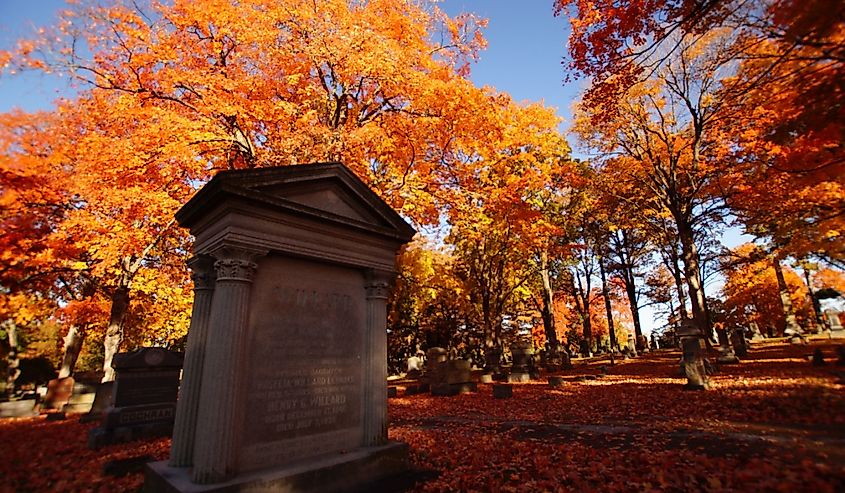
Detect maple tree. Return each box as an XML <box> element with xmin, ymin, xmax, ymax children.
<box><xmin>721</xmin><ymin>243</ymin><xmax>813</xmax><ymax>337</ymax></box>
<box><xmin>571</xmin><ymin>31</ymin><xmax>737</xmax><ymax>342</ymax></box>
<box><xmin>556</xmin><ymin>0</ymin><xmax>845</xmax><ymax>261</ymax></box>
<box><xmin>1</xmin><ymin>0</ymin><xmax>543</xmax><ymax>377</ymax></box>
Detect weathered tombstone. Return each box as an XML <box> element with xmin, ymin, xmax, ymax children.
<box><xmin>626</xmin><ymin>334</ymin><xmax>638</xmax><ymax>357</ymax></box>
<box><xmin>547</xmin><ymin>376</ymin><xmax>564</xmax><ymax>388</ymax></box>
<box><xmin>89</xmin><ymin>347</ymin><xmax>183</xmax><ymax>449</ymax></box>
<box><xmin>146</xmin><ymin>163</ymin><xmax>415</xmax><ymax>492</ymax></box>
<box><xmin>826</xmin><ymin>310</ymin><xmax>845</xmax><ymax>338</ymax></box>
<box><xmin>43</xmin><ymin>376</ymin><xmax>75</xmax><ymax>410</ymax></box>
<box><xmin>406</xmin><ymin>355</ymin><xmax>423</xmax><ymax>373</ymax></box>
<box><xmin>507</xmin><ymin>341</ymin><xmax>533</xmax><ymax>383</ymax></box>
<box><xmin>80</xmin><ymin>382</ymin><xmax>115</xmax><ymax>423</ymax></box>
<box><xmin>811</xmin><ymin>348</ymin><xmax>826</xmax><ymax>366</ymax></box>
<box><xmin>426</xmin><ymin>347</ymin><xmax>447</xmax><ymax>368</ymax></box>
<box><xmin>730</xmin><ymin>329</ymin><xmax>749</xmax><ymax>358</ymax></box>
<box><xmin>837</xmin><ymin>346</ymin><xmax>845</xmax><ymax>366</ymax></box>
<box><xmin>430</xmin><ymin>359</ymin><xmax>476</xmax><ymax>396</ymax></box>
<box><xmin>677</xmin><ymin>321</ymin><xmax>709</xmax><ymax>390</ymax></box>
<box><xmin>493</xmin><ymin>383</ymin><xmax>513</xmax><ymax>399</ymax></box>
<box><xmin>63</xmin><ymin>380</ymin><xmax>97</xmax><ymax>414</ymax></box>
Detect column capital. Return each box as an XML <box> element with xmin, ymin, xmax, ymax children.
<box><xmin>187</xmin><ymin>255</ymin><xmax>217</xmax><ymax>291</ymax></box>
<box><xmin>210</xmin><ymin>246</ymin><xmax>268</xmax><ymax>283</ymax></box>
<box><xmin>364</xmin><ymin>269</ymin><xmax>394</xmax><ymax>300</ymax></box>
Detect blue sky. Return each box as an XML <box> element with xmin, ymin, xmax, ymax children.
<box><xmin>0</xmin><ymin>1</ymin><xmax>581</xmax><ymax>120</ymax></box>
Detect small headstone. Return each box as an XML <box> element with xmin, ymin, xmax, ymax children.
<box><xmin>80</xmin><ymin>382</ymin><xmax>115</xmax><ymax>423</ymax></box>
<box><xmin>812</xmin><ymin>349</ymin><xmax>826</xmax><ymax>366</ymax></box>
<box><xmin>430</xmin><ymin>359</ymin><xmax>476</xmax><ymax>396</ymax></box>
<box><xmin>825</xmin><ymin>310</ymin><xmax>845</xmax><ymax>338</ymax></box>
<box><xmin>626</xmin><ymin>334</ymin><xmax>638</xmax><ymax>357</ymax></box>
<box><xmin>387</xmin><ymin>386</ymin><xmax>398</xmax><ymax>398</ymax></box>
<box><xmin>426</xmin><ymin>347</ymin><xmax>447</xmax><ymax>367</ymax></box>
<box><xmin>836</xmin><ymin>346</ymin><xmax>845</xmax><ymax>366</ymax></box>
<box><xmin>492</xmin><ymin>383</ymin><xmax>512</xmax><ymax>399</ymax></box>
<box><xmin>63</xmin><ymin>381</ymin><xmax>97</xmax><ymax>414</ymax></box>
<box><xmin>43</xmin><ymin>376</ymin><xmax>75</xmax><ymax>410</ymax></box>
<box><xmin>677</xmin><ymin>321</ymin><xmax>708</xmax><ymax>390</ymax></box>
<box><xmin>731</xmin><ymin>330</ymin><xmax>749</xmax><ymax>358</ymax></box>
<box><xmin>508</xmin><ymin>341</ymin><xmax>534</xmax><ymax>383</ymax></box>
<box><xmin>89</xmin><ymin>347</ymin><xmax>183</xmax><ymax>449</ymax></box>
<box><xmin>547</xmin><ymin>376</ymin><xmax>564</xmax><ymax>388</ymax></box>
<box><xmin>406</xmin><ymin>355</ymin><xmax>423</xmax><ymax>373</ymax></box>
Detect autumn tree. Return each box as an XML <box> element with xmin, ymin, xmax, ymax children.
<box><xmin>556</xmin><ymin>0</ymin><xmax>845</xmax><ymax>261</ymax></box>
<box><xmin>1</xmin><ymin>0</ymin><xmax>511</xmax><ymax>376</ymax></box>
<box><xmin>573</xmin><ymin>32</ymin><xmax>737</xmax><ymax>342</ymax></box>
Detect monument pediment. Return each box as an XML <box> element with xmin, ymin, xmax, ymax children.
<box><xmin>176</xmin><ymin>162</ymin><xmax>415</xmax><ymax>242</ymax></box>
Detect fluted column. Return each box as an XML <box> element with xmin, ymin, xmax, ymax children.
<box><xmin>170</xmin><ymin>256</ymin><xmax>216</xmax><ymax>467</ymax></box>
<box><xmin>191</xmin><ymin>248</ymin><xmax>263</xmax><ymax>484</ymax></box>
<box><xmin>362</xmin><ymin>269</ymin><xmax>392</xmax><ymax>446</ymax></box>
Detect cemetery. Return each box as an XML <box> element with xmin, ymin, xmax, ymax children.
<box><xmin>1</xmin><ymin>1</ymin><xmax>844</xmax><ymax>492</ymax></box>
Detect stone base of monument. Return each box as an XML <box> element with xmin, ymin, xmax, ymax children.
<box><xmin>507</xmin><ymin>372</ymin><xmax>530</xmax><ymax>383</ymax></box>
<box><xmin>144</xmin><ymin>442</ymin><xmax>409</xmax><ymax>493</ymax></box>
<box><xmin>478</xmin><ymin>374</ymin><xmax>493</xmax><ymax>384</ymax></box>
<box><xmin>88</xmin><ymin>403</ymin><xmax>176</xmax><ymax>449</ymax></box>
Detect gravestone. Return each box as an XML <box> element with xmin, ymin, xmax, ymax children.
<box><xmin>80</xmin><ymin>382</ymin><xmax>115</xmax><ymax>423</ymax></box>
<box><xmin>89</xmin><ymin>348</ymin><xmax>183</xmax><ymax>449</ymax></box>
<box><xmin>43</xmin><ymin>376</ymin><xmax>75</xmax><ymax>410</ymax></box>
<box><xmin>430</xmin><ymin>359</ymin><xmax>476</xmax><ymax>396</ymax></box>
<box><xmin>826</xmin><ymin>310</ymin><xmax>845</xmax><ymax>338</ymax></box>
<box><xmin>508</xmin><ymin>341</ymin><xmax>533</xmax><ymax>383</ymax></box>
<box><xmin>146</xmin><ymin>163</ymin><xmax>415</xmax><ymax>492</ymax></box>
<box><xmin>677</xmin><ymin>321</ymin><xmax>709</xmax><ymax>390</ymax></box>
<box><xmin>730</xmin><ymin>330</ymin><xmax>749</xmax><ymax>358</ymax></box>
<box><xmin>626</xmin><ymin>334</ymin><xmax>638</xmax><ymax>357</ymax></box>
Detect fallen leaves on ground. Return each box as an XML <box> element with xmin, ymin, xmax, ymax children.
<box><xmin>1</xmin><ymin>341</ymin><xmax>843</xmax><ymax>492</ymax></box>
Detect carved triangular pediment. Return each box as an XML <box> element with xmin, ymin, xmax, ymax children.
<box><xmin>176</xmin><ymin>162</ymin><xmax>416</xmax><ymax>242</ymax></box>
<box><xmin>252</xmin><ymin>179</ymin><xmax>386</xmax><ymax>226</ymax></box>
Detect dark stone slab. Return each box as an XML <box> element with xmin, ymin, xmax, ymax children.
<box><xmin>548</xmin><ymin>376</ymin><xmax>564</xmax><ymax>388</ymax></box>
<box><xmin>493</xmin><ymin>384</ymin><xmax>512</xmax><ymax>399</ymax></box>
<box><xmin>387</xmin><ymin>386</ymin><xmax>398</xmax><ymax>398</ymax></box>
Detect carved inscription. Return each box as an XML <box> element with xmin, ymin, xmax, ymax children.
<box><xmin>240</xmin><ymin>256</ymin><xmax>364</xmax><ymax>471</ymax></box>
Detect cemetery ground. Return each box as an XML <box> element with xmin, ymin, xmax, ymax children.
<box><xmin>1</xmin><ymin>340</ymin><xmax>843</xmax><ymax>493</ymax></box>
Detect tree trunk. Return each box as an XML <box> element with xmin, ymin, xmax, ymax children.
<box><xmin>668</xmin><ymin>248</ymin><xmax>689</xmax><ymax>321</ymax></box>
<box><xmin>58</xmin><ymin>325</ymin><xmax>86</xmax><ymax>379</ymax></box>
<box><xmin>677</xmin><ymin>221</ymin><xmax>709</xmax><ymax>340</ymax></box>
<box><xmin>539</xmin><ymin>251</ymin><xmax>559</xmax><ymax>355</ymax></box>
<box><xmin>599</xmin><ymin>259</ymin><xmax>617</xmax><ymax>352</ymax></box>
<box><xmin>803</xmin><ymin>267</ymin><xmax>824</xmax><ymax>333</ymax></box>
<box><xmin>773</xmin><ymin>256</ymin><xmax>802</xmax><ymax>337</ymax></box>
<box><xmin>5</xmin><ymin>321</ymin><xmax>20</xmax><ymax>396</ymax></box>
<box><xmin>102</xmin><ymin>286</ymin><xmax>130</xmax><ymax>383</ymax></box>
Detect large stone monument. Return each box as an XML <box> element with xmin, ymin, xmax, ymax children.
<box><xmin>145</xmin><ymin>163</ymin><xmax>415</xmax><ymax>492</ymax></box>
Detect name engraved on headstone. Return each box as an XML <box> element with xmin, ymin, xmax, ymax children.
<box><xmin>240</xmin><ymin>256</ymin><xmax>364</xmax><ymax>472</ymax></box>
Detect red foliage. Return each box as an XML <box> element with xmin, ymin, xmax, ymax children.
<box><xmin>1</xmin><ymin>342</ymin><xmax>843</xmax><ymax>492</ymax></box>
